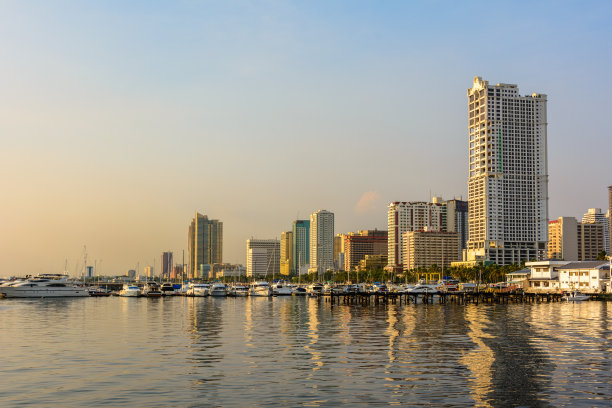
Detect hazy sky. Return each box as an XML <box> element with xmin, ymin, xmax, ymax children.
<box><xmin>2</xmin><ymin>1</ymin><xmax>611</xmax><ymax>276</ymax></box>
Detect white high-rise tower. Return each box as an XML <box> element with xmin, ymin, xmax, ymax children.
<box><xmin>466</xmin><ymin>77</ymin><xmax>548</xmax><ymax>265</ymax></box>
<box><xmin>310</xmin><ymin>210</ymin><xmax>335</xmax><ymax>274</ymax></box>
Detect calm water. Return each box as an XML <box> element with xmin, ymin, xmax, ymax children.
<box><xmin>1</xmin><ymin>296</ymin><xmax>610</xmax><ymax>407</ymax></box>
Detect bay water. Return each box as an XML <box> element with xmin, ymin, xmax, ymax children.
<box><xmin>1</xmin><ymin>296</ymin><xmax>610</xmax><ymax>407</ymax></box>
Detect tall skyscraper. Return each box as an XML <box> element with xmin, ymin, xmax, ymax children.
<box><xmin>310</xmin><ymin>210</ymin><xmax>335</xmax><ymax>274</ymax></box>
<box><xmin>582</xmin><ymin>208</ymin><xmax>609</xmax><ymax>255</ymax></box>
<box><xmin>292</xmin><ymin>220</ymin><xmax>310</xmax><ymax>273</ymax></box>
<box><xmin>467</xmin><ymin>77</ymin><xmax>548</xmax><ymax>265</ymax></box>
<box><xmin>188</xmin><ymin>212</ymin><xmax>223</xmax><ymax>278</ymax></box>
<box><xmin>609</xmin><ymin>186</ymin><xmax>612</xmax><ymax>255</ymax></box>
<box><xmin>386</xmin><ymin>200</ymin><xmax>446</xmax><ymax>271</ymax></box>
<box><xmin>161</xmin><ymin>251</ymin><xmax>173</xmax><ymax>280</ymax></box>
<box><xmin>280</xmin><ymin>231</ymin><xmax>293</xmax><ymax>276</ymax></box>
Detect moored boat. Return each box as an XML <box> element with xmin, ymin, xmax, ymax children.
<box><xmin>142</xmin><ymin>282</ymin><xmax>162</xmax><ymax>297</ymax></box>
<box><xmin>272</xmin><ymin>282</ymin><xmax>293</xmax><ymax>296</ymax></box>
<box><xmin>306</xmin><ymin>283</ymin><xmax>323</xmax><ymax>296</ymax></box>
<box><xmin>160</xmin><ymin>283</ymin><xmax>176</xmax><ymax>296</ymax></box>
<box><xmin>0</xmin><ymin>274</ymin><xmax>89</xmax><ymax>298</ymax></box>
<box><xmin>406</xmin><ymin>283</ymin><xmax>440</xmax><ymax>295</ymax></box>
<box><xmin>230</xmin><ymin>285</ymin><xmax>249</xmax><ymax>297</ymax></box>
<box><xmin>292</xmin><ymin>286</ymin><xmax>307</xmax><ymax>296</ymax></box>
<box><xmin>88</xmin><ymin>286</ymin><xmax>112</xmax><ymax>297</ymax></box>
<box><xmin>187</xmin><ymin>283</ymin><xmax>211</xmax><ymax>297</ymax></box>
<box><xmin>565</xmin><ymin>291</ymin><xmax>590</xmax><ymax>301</ymax></box>
<box><xmin>210</xmin><ymin>283</ymin><xmax>228</xmax><ymax>297</ymax></box>
<box><xmin>119</xmin><ymin>284</ymin><xmax>141</xmax><ymax>297</ymax></box>
<box><xmin>250</xmin><ymin>281</ymin><xmax>271</xmax><ymax>297</ymax></box>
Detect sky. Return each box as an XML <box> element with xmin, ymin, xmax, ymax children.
<box><xmin>1</xmin><ymin>0</ymin><xmax>611</xmax><ymax>276</ymax></box>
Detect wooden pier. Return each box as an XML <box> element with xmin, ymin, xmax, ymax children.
<box><xmin>319</xmin><ymin>291</ymin><xmax>568</xmax><ymax>306</ymax></box>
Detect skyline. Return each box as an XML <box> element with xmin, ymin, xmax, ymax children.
<box><xmin>2</xmin><ymin>1</ymin><xmax>611</xmax><ymax>275</ymax></box>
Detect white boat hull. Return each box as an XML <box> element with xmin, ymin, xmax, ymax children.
<box><xmin>273</xmin><ymin>287</ymin><xmax>293</xmax><ymax>296</ymax></box>
<box><xmin>119</xmin><ymin>290</ymin><xmax>140</xmax><ymax>297</ymax></box>
<box><xmin>566</xmin><ymin>294</ymin><xmax>590</xmax><ymax>301</ymax></box>
<box><xmin>188</xmin><ymin>289</ymin><xmax>209</xmax><ymax>297</ymax></box>
<box><xmin>251</xmin><ymin>288</ymin><xmax>271</xmax><ymax>296</ymax></box>
<box><xmin>1</xmin><ymin>287</ymin><xmax>89</xmax><ymax>298</ymax></box>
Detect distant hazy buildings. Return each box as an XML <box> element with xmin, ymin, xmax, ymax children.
<box><xmin>334</xmin><ymin>234</ymin><xmax>345</xmax><ymax>270</ymax></box>
<box><xmin>359</xmin><ymin>254</ymin><xmax>388</xmax><ymax>271</ymax></box>
<box><xmin>309</xmin><ymin>210</ymin><xmax>335</xmax><ymax>274</ymax></box>
<box><xmin>466</xmin><ymin>77</ymin><xmax>548</xmax><ymax>265</ymax></box>
<box><xmin>217</xmin><ymin>264</ymin><xmax>246</xmax><ymax>278</ymax></box>
<box><xmin>171</xmin><ymin>265</ymin><xmax>183</xmax><ymax>280</ymax></box>
<box><xmin>161</xmin><ymin>251</ymin><xmax>173</xmax><ymax>280</ymax></box>
<box><xmin>292</xmin><ymin>220</ymin><xmax>310</xmax><ymax>274</ymax></box>
<box><xmin>445</xmin><ymin>199</ymin><xmax>469</xmax><ymax>259</ymax></box>
<box><xmin>188</xmin><ymin>212</ymin><xmax>223</xmax><ymax>279</ymax></box>
<box><xmin>344</xmin><ymin>230</ymin><xmax>387</xmax><ymax>271</ymax></box>
<box><xmin>246</xmin><ymin>239</ymin><xmax>280</xmax><ymax>277</ymax></box>
<box><xmin>280</xmin><ymin>231</ymin><xmax>293</xmax><ymax>276</ymax></box>
<box><xmin>404</xmin><ymin>231</ymin><xmax>459</xmax><ymax>270</ymax></box>
<box><xmin>387</xmin><ymin>199</ymin><xmax>446</xmax><ymax>271</ymax></box>
<box><xmin>582</xmin><ymin>208</ymin><xmax>610</xmax><ymax>255</ymax></box>
<box><xmin>548</xmin><ymin>217</ymin><xmax>605</xmax><ymax>261</ymax></box>
<box><xmin>144</xmin><ymin>266</ymin><xmax>154</xmax><ymax>278</ymax></box>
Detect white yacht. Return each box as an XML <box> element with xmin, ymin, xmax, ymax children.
<box><xmin>187</xmin><ymin>283</ymin><xmax>211</xmax><ymax>297</ymax></box>
<box><xmin>119</xmin><ymin>284</ymin><xmax>141</xmax><ymax>297</ymax></box>
<box><xmin>141</xmin><ymin>282</ymin><xmax>162</xmax><ymax>297</ymax></box>
<box><xmin>306</xmin><ymin>283</ymin><xmax>324</xmax><ymax>296</ymax></box>
<box><xmin>230</xmin><ymin>285</ymin><xmax>249</xmax><ymax>297</ymax></box>
<box><xmin>210</xmin><ymin>283</ymin><xmax>228</xmax><ymax>297</ymax></box>
<box><xmin>250</xmin><ymin>281</ymin><xmax>272</xmax><ymax>297</ymax></box>
<box><xmin>272</xmin><ymin>282</ymin><xmax>293</xmax><ymax>296</ymax></box>
<box><xmin>160</xmin><ymin>283</ymin><xmax>176</xmax><ymax>296</ymax></box>
<box><xmin>0</xmin><ymin>274</ymin><xmax>89</xmax><ymax>298</ymax></box>
<box><xmin>406</xmin><ymin>283</ymin><xmax>440</xmax><ymax>294</ymax></box>
<box><xmin>292</xmin><ymin>286</ymin><xmax>308</xmax><ymax>296</ymax></box>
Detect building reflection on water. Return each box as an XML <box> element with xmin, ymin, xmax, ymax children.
<box><xmin>305</xmin><ymin>298</ymin><xmax>323</xmax><ymax>373</ymax></box>
<box><xmin>185</xmin><ymin>297</ymin><xmax>226</xmax><ymax>395</ymax></box>
<box><xmin>459</xmin><ymin>305</ymin><xmax>494</xmax><ymax>408</ymax></box>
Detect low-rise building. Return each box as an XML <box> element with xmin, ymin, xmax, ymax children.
<box><xmin>505</xmin><ymin>268</ymin><xmax>531</xmax><ymax>289</ymax></box>
<box><xmin>557</xmin><ymin>261</ymin><xmax>610</xmax><ymax>292</ymax></box>
<box><xmin>524</xmin><ymin>260</ymin><xmax>569</xmax><ymax>292</ymax></box>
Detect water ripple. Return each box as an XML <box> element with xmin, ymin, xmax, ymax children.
<box><xmin>0</xmin><ymin>297</ymin><xmax>610</xmax><ymax>406</ymax></box>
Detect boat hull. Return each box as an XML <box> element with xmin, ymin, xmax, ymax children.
<box><xmin>1</xmin><ymin>288</ymin><xmax>89</xmax><ymax>298</ymax></box>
